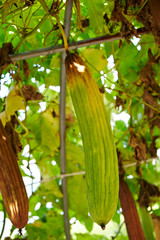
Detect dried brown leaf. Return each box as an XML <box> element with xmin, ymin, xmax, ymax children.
<box><xmin>22</xmin><ymin>85</ymin><xmax>43</xmax><ymax>101</ymax></box>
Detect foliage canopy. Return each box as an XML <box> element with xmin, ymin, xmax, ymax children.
<box><xmin>0</xmin><ymin>0</ymin><xmax>160</xmax><ymax>239</ymax></box>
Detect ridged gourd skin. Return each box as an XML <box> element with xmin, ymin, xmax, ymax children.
<box><xmin>119</xmin><ymin>177</ymin><xmax>145</xmax><ymax>240</ymax></box>
<box><xmin>149</xmin><ymin>0</ymin><xmax>160</xmax><ymax>29</ymax></box>
<box><xmin>0</xmin><ymin>120</ymin><xmax>29</xmax><ymax>229</ymax></box>
<box><xmin>65</xmin><ymin>52</ymin><xmax>119</xmax><ymax>228</ymax></box>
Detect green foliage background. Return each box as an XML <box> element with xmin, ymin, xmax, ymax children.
<box><xmin>0</xmin><ymin>0</ymin><xmax>160</xmax><ymax>239</ymax></box>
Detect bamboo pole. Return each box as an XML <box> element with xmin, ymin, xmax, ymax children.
<box><xmin>10</xmin><ymin>28</ymin><xmax>150</xmax><ymax>62</ymax></box>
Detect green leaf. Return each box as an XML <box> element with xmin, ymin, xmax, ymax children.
<box><xmin>142</xmin><ymin>161</ymin><xmax>160</xmax><ymax>186</ymax></box>
<box><xmin>105</xmin><ymin>91</ymin><xmax>114</xmax><ymax>102</ymax></box>
<box><xmin>125</xmin><ymin>68</ymin><xmax>139</xmax><ymax>83</ymax></box>
<box><xmin>139</xmin><ymin>207</ymin><xmax>156</xmax><ymax>240</ymax></box>
<box><xmin>44</xmin><ymin>179</ymin><xmax>63</xmax><ymax>198</ymax></box>
<box><xmin>116</xmin><ymin>42</ymin><xmax>139</xmax><ymax>76</ymax></box>
<box><xmin>38</xmin><ymin>156</ymin><xmax>63</xmax><ymax>198</ymax></box>
<box><xmin>153</xmin><ymin>205</ymin><xmax>160</xmax><ymax>217</ymax></box>
<box><xmin>153</xmin><ymin>126</ymin><xmax>160</xmax><ymax>137</ymax></box>
<box><xmin>155</xmin><ymin>138</ymin><xmax>160</xmax><ymax>149</ymax></box>
<box><xmin>26</xmin><ymin>222</ymin><xmax>48</xmax><ymax>240</ymax></box>
<box><xmin>84</xmin><ymin>217</ymin><xmax>94</xmax><ymax>232</ymax></box>
<box><xmin>40</xmin><ymin>18</ymin><xmax>52</xmax><ymax>33</ymax></box>
<box><xmin>44</xmin><ymin>69</ymin><xmax>60</xmax><ymax>87</ymax></box>
<box><xmin>27</xmin><ymin>209</ymin><xmax>65</xmax><ymax>239</ymax></box>
<box><xmin>26</xmin><ymin>111</ymin><xmax>42</xmax><ymax>145</ymax></box>
<box><xmin>115</xmin><ymin>120</ymin><xmax>127</xmax><ymax>130</ymax></box>
<box><xmin>45</xmin><ymin>210</ymin><xmax>65</xmax><ymax>239</ymax></box>
<box><xmin>76</xmin><ymin>233</ymin><xmax>109</xmax><ymax>239</ymax></box>
<box><xmin>112</xmin><ymin>211</ymin><xmax>120</xmax><ymax>225</ymax></box>
<box><xmin>0</xmin><ymin>28</ymin><xmax>5</xmax><ymax>44</ymax></box>
<box><xmin>85</xmin><ymin>0</ymin><xmax>104</xmax><ymax>32</ymax></box>
<box><xmin>68</xmin><ymin>175</ymin><xmax>89</xmax><ymax>223</ymax></box>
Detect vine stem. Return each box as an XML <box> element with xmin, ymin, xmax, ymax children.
<box><xmin>111</xmin><ymin>221</ymin><xmax>125</xmax><ymax>239</ymax></box>
<box><xmin>14</xmin><ymin>114</ymin><xmax>28</xmax><ymax>136</ymax></box>
<box><xmin>55</xmin><ymin>15</ymin><xmax>69</xmax><ymax>51</ymax></box>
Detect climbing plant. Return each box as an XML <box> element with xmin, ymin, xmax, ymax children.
<box><xmin>0</xmin><ymin>0</ymin><xmax>160</xmax><ymax>239</ymax></box>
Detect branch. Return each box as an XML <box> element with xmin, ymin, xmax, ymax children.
<box><xmin>26</xmin><ymin>157</ymin><xmax>158</xmax><ymax>187</ymax></box>
<box><xmin>10</xmin><ymin>28</ymin><xmax>150</xmax><ymax>61</ymax></box>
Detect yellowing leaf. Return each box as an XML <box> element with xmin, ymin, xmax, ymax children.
<box><xmin>50</xmin><ymin>54</ymin><xmax>61</xmax><ymax>69</ymax></box>
<box><xmin>0</xmin><ymin>111</ymin><xmax>10</xmax><ymax>126</ymax></box>
<box><xmin>44</xmin><ymin>180</ymin><xmax>63</xmax><ymax>198</ymax></box>
<box><xmin>44</xmin><ymin>69</ymin><xmax>60</xmax><ymax>87</ymax></box>
<box><xmin>41</xmin><ymin>108</ymin><xmax>60</xmax><ymax>155</ymax></box>
<box><xmin>66</xmin><ymin>142</ymin><xmax>85</xmax><ymax>172</ymax></box>
<box><xmin>81</xmin><ymin>48</ymin><xmax>107</xmax><ymax>73</ymax></box>
<box><xmin>5</xmin><ymin>87</ymin><xmax>25</xmax><ymax>116</ymax></box>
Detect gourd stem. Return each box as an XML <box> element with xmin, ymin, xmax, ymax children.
<box><xmin>55</xmin><ymin>15</ymin><xmax>69</xmax><ymax>51</ymax></box>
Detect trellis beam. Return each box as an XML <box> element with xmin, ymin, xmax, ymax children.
<box><xmin>27</xmin><ymin>157</ymin><xmax>158</xmax><ymax>185</ymax></box>
<box><xmin>59</xmin><ymin>1</ymin><xmax>73</xmax><ymax>240</ymax></box>
<box><xmin>10</xmin><ymin>28</ymin><xmax>150</xmax><ymax>62</ymax></box>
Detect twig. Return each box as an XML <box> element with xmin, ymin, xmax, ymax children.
<box><xmin>59</xmin><ymin>0</ymin><xmax>73</xmax><ymax>240</ymax></box>
<box><xmin>104</xmin><ymin>85</ymin><xmax>160</xmax><ymax>113</ymax></box>
<box><xmin>116</xmin><ymin>128</ymin><xmax>129</xmax><ymax>145</ymax></box>
<box><xmin>123</xmin><ymin>157</ymin><xmax>157</xmax><ymax>168</ymax></box>
<box><xmin>10</xmin><ymin>28</ymin><xmax>150</xmax><ymax>61</ymax></box>
<box><xmin>14</xmin><ymin>13</ymin><xmax>49</xmax><ymax>51</ymax></box>
<box><xmin>25</xmin><ymin>157</ymin><xmax>158</xmax><ymax>187</ymax></box>
<box><xmin>36</xmin><ymin>171</ymin><xmax>86</xmax><ymax>184</ymax></box>
<box><xmin>38</xmin><ymin>0</ymin><xmax>49</xmax><ymax>13</ymax></box>
<box><xmin>111</xmin><ymin>221</ymin><xmax>125</xmax><ymax>239</ymax></box>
